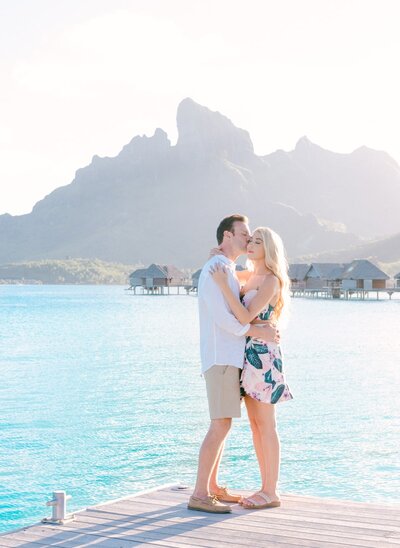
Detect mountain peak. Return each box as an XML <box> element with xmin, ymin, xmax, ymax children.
<box><xmin>293</xmin><ymin>136</ymin><xmax>333</xmax><ymax>159</ymax></box>
<box><xmin>176</xmin><ymin>98</ymin><xmax>254</xmax><ymax>162</ymax></box>
<box><xmin>118</xmin><ymin>127</ymin><xmax>170</xmax><ymax>160</ymax></box>
<box><xmin>295</xmin><ymin>136</ymin><xmax>315</xmax><ymax>150</ymax></box>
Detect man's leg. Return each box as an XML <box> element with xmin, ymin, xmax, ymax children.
<box><xmin>209</xmin><ymin>441</ymin><xmax>225</xmax><ymax>493</ymax></box>
<box><xmin>192</xmin><ymin>418</ymin><xmax>231</xmax><ymax>499</ymax></box>
<box><xmin>190</xmin><ymin>365</ymin><xmax>240</xmax><ymax>509</ymax></box>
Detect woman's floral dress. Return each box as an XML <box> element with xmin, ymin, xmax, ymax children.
<box><xmin>240</xmin><ymin>289</ymin><xmax>293</xmax><ymax>404</ymax></box>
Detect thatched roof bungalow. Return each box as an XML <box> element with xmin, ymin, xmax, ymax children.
<box><xmin>288</xmin><ymin>263</ymin><xmax>311</xmax><ymax>289</ymax></box>
<box><xmin>304</xmin><ymin>263</ymin><xmax>347</xmax><ymax>289</ymax></box>
<box><xmin>129</xmin><ymin>263</ymin><xmax>187</xmax><ymax>293</ymax></box>
<box><xmin>340</xmin><ymin>260</ymin><xmax>389</xmax><ymax>290</ymax></box>
<box><xmin>288</xmin><ymin>264</ymin><xmax>310</xmax><ymax>282</ymax></box>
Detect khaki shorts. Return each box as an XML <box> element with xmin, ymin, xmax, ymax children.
<box><xmin>204</xmin><ymin>365</ymin><xmax>241</xmax><ymax>419</ymax></box>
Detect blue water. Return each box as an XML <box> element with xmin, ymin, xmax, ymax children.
<box><xmin>0</xmin><ymin>285</ymin><xmax>399</xmax><ymax>533</ymax></box>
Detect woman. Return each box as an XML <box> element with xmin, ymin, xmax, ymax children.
<box><xmin>210</xmin><ymin>226</ymin><xmax>293</xmax><ymax>509</ymax></box>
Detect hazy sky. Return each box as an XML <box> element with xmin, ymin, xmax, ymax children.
<box><xmin>1</xmin><ymin>0</ymin><xmax>400</xmax><ymax>215</ymax></box>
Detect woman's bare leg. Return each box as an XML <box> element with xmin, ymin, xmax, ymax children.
<box><xmin>245</xmin><ymin>396</ymin><xmax>266</xmax><ymax>483</ymax></box>
<box><xmin>243</xmin><ymin>397</ymin><xmax>280</xmax><ymax>504</ymax></box>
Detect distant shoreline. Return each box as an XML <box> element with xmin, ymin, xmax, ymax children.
<box><xmin>0</xmin><ymin>258</ymin><xmax>140</xmax><ymax>286</ymax></box>
<box><xmin>0</xmin><ymin>280</ymin><xmax>128</xmax><ymax>286</ymax></box>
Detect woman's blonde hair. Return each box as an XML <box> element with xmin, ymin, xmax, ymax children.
<box><xmin>250</xmin><ymin>226</ymin><xmax>290</xmax><ymax>322</ymax></box>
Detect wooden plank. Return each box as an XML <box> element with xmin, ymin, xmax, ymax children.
<box><xmin>150</xmin><ymin>488</ymin><xmax>400</xmax><ymax>515</ymax></box>
<box><xmin>61</xmin><ymin>522</ymin><xmax>356</xmax><ymax>548</ymax></box>
<box><xmin>70</xmin><ymin>507</ymin><xmax>400</xmax><ymax>547</ymax></box>
<box><xmin>3</xmin><ymin>525</ymin><xmax>303</xmax><ymax>548</ymax></box>
<box><xmin>105</xmin><ymin>493</ymin><xmax>400</xmax><ymax>545</ymax></box>
<box><xmin>1</xmin><ymin>485</ymin><xmax>399</xmax><ymax>547</ymax></box>
<box><xmin>2</xmin><ymin>508</ymin><xmax>358</xmax><ymax>548</ymax></box>
<box><xmin>0</xmin><ymin>538</ymin><xmax>47</xmax><ymax>547</ymax></box>
<box><xmin>99</xmin><ymin>490</ymin><xmax>400</xmax><ymax>520</ymax></box>
<box><xmin>114</xmin><ymin>494</ymin><xmax>400</xmax><ymax>529</ymax></box>
<box><xmin>68</xmin><ymin>506</ymin><xmax>396</xmax><ymax>545</ymax></box>
<box><xmin>2</xmin><ymin>527</ymin><xmax>197</xmax><ymax>548</ymax></box>
<box><xmin>99</xmin><ymin>497</ymin><xmax>400</xmax><ymax>537</ymax></box>
<box><xmin>137</xmin><ymin>488</ymin><xmax>400</xmax><ymax>523</ymax></box>
<box><xmin>283</xmin><ymin>493</ymin><xmax>400</xmax><ymax>512</ymax></box>
<box><xmin>82</xmin><ymin>504</ymin><xmax>400</xmax><ymax>540</ymax></box>
<box><xmin>89</xmin><ymin>492</ymin><xmax>399</xmax><ymax>523</ymax></box>
<box><xmin>64</xmin><ymin>516</ymin><xmax>348</xmax><ymax>547</ymax></box>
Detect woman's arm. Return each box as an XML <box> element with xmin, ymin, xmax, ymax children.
<box><xmin>210</xmin><ymin>265</ymin><xmax>278</xmax><ymax>325</ymax></box>
<box><xmin>246</xmin><ymin>276</ymin><xmax>279</xmax><ymax>319</ymax></box>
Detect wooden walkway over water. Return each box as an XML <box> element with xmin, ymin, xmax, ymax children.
<box><xmin>1</xmin><ymin>484</ymin><xmax>399</xmax><ymax>547</ymax></box>
<box><xmin>291</xmin><ymin>287</ymin><xmax>400</xmax><ymax>300</ymax></box>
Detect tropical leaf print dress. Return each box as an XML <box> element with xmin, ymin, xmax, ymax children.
<box><xmin>241</xmin><ymin>289</ymin><xmax>293</xmax><ymax>404</ymax></box>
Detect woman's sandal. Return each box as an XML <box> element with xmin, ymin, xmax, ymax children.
<box><xmin>239</xmin><ymin>490</ymin><xmax>264</xmax><ymax>505</ymax></box>
<box><xmin>242</xmin><ymin>492</ymin><xmax>281</xmax><ymax>509</ymax></box>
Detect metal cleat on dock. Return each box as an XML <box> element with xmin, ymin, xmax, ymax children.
<box><xmin>42</xmin><ymin>490</ymin><xmax>75</xmax><ymax>524</ymax></box>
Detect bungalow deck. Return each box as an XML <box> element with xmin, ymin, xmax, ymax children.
<box><xmin>1</xmin><ymin>484</ymin><xmax>399</xmax><ymax>547</ymax></box>
<box><xmin>291</xmin><ymin>287</ymin><xmax>400</xmax><ymax>300</ymax></box>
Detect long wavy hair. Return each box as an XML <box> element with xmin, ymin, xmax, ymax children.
<box><xmin>248</xmin><ymin>226</ymin><xmax>290</xmax><ymax>322</ymax></box>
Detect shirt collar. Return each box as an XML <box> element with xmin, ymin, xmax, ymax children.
<box><xmin>214</xmin><ymin>254</ymin><xmax>236</xmax><ymax>270</ymax></box>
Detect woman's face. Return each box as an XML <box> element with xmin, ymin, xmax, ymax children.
<box><xmin>247</xmin><ymin>231</ymin><xmax>265</xmax><ymax>261</ymax></box>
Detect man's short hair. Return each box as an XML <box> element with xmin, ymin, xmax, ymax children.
<box><xmin>216</xmin><ymin>214</ymin><xmax>248</xmax><ymax>245</ymax></box>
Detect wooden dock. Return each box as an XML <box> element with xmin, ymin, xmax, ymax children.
<box><xmin>1</xmin><ymin>484</ymin><xmax>399</xmax><ymax>547</ymax></box>
<box><xmin>291</xmin><ymin>287</ymin><xmax>400</xmax><ymax>300</ymax></box>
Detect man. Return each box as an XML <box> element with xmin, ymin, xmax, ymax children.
<box><xmin>188</xmin><ymin>214</ymin><xmax>279</xmax><ymax>513</ymax></box>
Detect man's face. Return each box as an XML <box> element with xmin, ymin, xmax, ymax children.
<box><xmin>230</xmin><ymin>221</ymin><xmax>251</xmax><ymax>254</ymax></box>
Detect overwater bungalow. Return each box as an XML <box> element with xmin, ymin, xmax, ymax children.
<box><xmin>128</xmin><ymin>263</ymin><xmax>188</xmax><ymax>294</ymax></box>
<box><xmin>288</xmin><ymin>263</ymin><xmax>311</xmax><ymax>289</ymax></box>
<box><xmin>289</xmin><ymin>263</ymin><xmax>350</xmax><ymax>290</ymax></box>
<box><xmin>340</xmin><ymin>259</ymin><xmax>389</xmax><ymax>289</ymax></box>
<box><xmin>289</xmin><ymin>259</ymin><xmax>394</xmax><ymax>299</ymax></box>
<box><xmin>304</xmin><ymin>263</ymin><xmax>347</xmax><ymax>289</ymax></box>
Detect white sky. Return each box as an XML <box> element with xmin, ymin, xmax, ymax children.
<box><xmin>1</xmin><ymin>0</ymin><xmax>400</xmax><ymax>215</ymax></box>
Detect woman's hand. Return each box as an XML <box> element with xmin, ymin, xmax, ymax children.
<box><xmin>209</xmin><ymin>263</ymin><xmax>229</xmax><ymax>287</ymax></box>
<box><xmin>255</xmin><ymin>322</ymin><xmax>281</xmax><ymax>344</ymax></box>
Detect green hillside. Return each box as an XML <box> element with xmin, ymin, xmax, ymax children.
<box><xmin>0</xmin><ymin>259</ymin><xmax>140</xmax><ymax>285</ymax></box>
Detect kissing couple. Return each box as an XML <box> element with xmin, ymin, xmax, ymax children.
<box><xmin>188</xmin><ymin>214</ymin><xmax>293</xmax><ymax>513</ymax></box>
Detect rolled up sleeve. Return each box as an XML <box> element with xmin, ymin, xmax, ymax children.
<box><xmin>202</xmin><ymin>275</ymin><xmax>250</xmax><ymax>336</ymax></box>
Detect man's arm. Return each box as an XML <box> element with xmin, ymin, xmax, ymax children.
<box><xmin>202</xmin><ymin>269</ymin><xmax>279</xmax><ymax>343</ymax></box>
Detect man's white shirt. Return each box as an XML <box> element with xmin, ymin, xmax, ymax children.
<box><xmin>198</xmin><ymin>255</ymin><xmax>250</xmax><ymax>374</ymax></box>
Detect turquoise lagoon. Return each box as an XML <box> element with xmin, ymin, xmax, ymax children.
<box><xmin>0</xmin><ymin>285</ymin><xmax>399</xmax><ymax>533</ymax></box>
